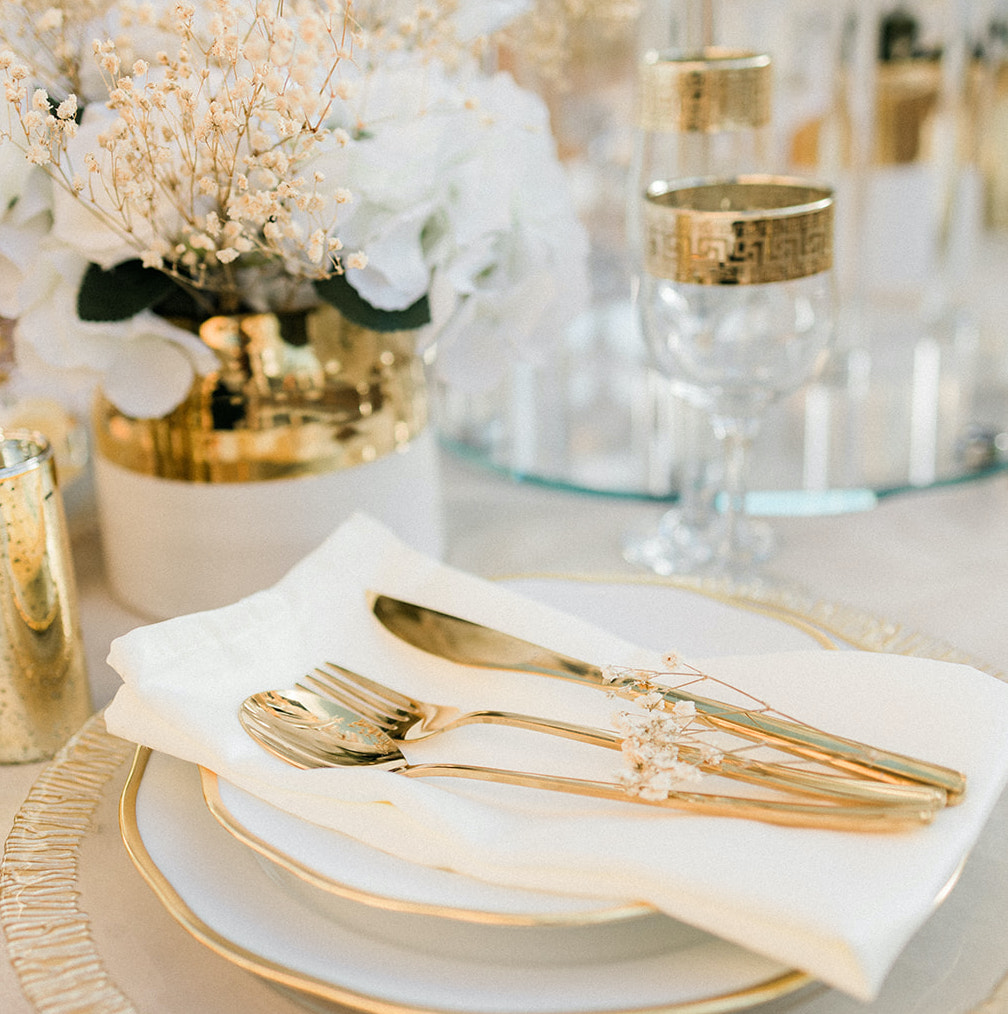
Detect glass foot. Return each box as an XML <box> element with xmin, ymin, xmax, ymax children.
<box><xmin>622</xmin><ymin>508</ymin><xmax>715</xmax><ymax>575</ymax></box>
<box><xmin>707</xmin><ymin>513</ymin><xmax>775</xmax><ymax>578</ymax></box>
<box><xmin>624</xmin><ymin>509</ymin><xmax>776</xmax><ymax>578</ymax></box>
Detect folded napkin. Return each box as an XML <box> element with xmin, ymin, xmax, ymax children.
<box><xmin>105</xmin><ymin>513</ymin><xmax>1008</xmax><ymax>1001</ymax></box>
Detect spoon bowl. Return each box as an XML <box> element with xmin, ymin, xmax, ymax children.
<box><xmin>240</xmin><ymin>687</ymin><xmax>399</xmax><ymax>762</ymax></box>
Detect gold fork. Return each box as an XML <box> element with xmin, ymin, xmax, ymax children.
<box><xmin>295</xmin><ymin>663</ymin><xmax>947</xmax><ymax>808</ymax></box>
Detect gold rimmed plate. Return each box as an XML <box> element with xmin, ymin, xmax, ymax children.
<box><xmin>115</xmin><ymin>576</ymin><xmax>999</xmax><ymax>1014</ymax></box>
<box><xmin>123</xmin><ymin>747</ymin><xmax>809</xmax><ymax>1014</ymax></box>
<box><xmin>116</xmin><ymin>578</ymin><xmax>855</xmax><ymax>1013</ymax></box>
<box><xmin>196</xmin><ymin>578</ymin><xmax>842</xmax><ymax>931</ymax></box>
<box><xmin>201</xmin><ymin>766</ymin><xmax>653</xmax><ymax>928</ymax></box>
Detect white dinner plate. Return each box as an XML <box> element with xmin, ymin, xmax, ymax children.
<box><xmin>202</xmin><ymin>768</ymin><xmax>651</xmax><ymax>928</ymax></box>
<box><xmin>123</xmin><ymin>746</ymin><xmax>807</xmax><ymax>1013</ymax></box>
<box><xmin>198</xmin><ymin>578</ymin><xmax>844</xmax><ymax>930</ymax></box>
<box><xmin>0</xmin><ymin>568</ymin><xmax>995</xmax><ymax>1014</ymax></box>
<box><xmin>119</xmin><ymin>578</ymin><xmax>870</xmax><ymax>1013</ymax></box>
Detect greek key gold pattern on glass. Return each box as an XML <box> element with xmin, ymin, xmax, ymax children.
<box><xmin>638</xmin><ymin>51</ymin><xmax>772</xmax><ymax>133</ymax></box>
<box><xmin>644</xmin><ymin>201</ymin><xmax>834</xmax><ymax>286</ymax></box>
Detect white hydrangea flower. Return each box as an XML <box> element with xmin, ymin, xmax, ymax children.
<box><xmin>0</xmin><ymin>0</ymin><xmax>586</xmax><ymax>416</ymax></box>
<box><xmin>0</xmin><ymin>152</ymin><xmax>51</xmax><ymax>317</ymax></box>
<box><xmin>48</xmin><ymin>104</ymin><xmax>152</xmax><ymax>269</ymax></box>
<box><xmin>13</xmin><ymin>246</ymin><xmax>219</xmax><ymax>417</ymax></box>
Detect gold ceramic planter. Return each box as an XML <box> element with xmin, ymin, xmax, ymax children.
<box><xmin>91</xmin><ymin>305</ymin><xmax>443</xmax><ymax>619</ymax></box>
<box><xmin>92</xmin><ymin>305</ymin><xmax>429</xmax><ymax>483</ymax></box>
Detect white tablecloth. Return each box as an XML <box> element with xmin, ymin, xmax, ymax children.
<box><xmin>1</xmin><ymin>452</ymin><xmax>1006</xmax><ymax>1014</ymax></box>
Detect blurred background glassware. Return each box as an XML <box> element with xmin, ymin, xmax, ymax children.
<box><xmin>777</xmin><ymin>0</ymin><xmax>987</xmax><ymax>489</ymax></box>
<box><xmin>437</xmin><ymin>2</ymin><xmax>661</xmax><ymax>495</ymax></box>
<box><xmin>437</xmin><ymin>0</ymin><xmax>1005</xmax><ymax>506</ymax></box>
<box><xmin>0</xmin><ymin>430</ymin><xmax>91</xmax><ymax>762</ymax></box>
<box><xmin>965</xmin><ymin>3</ymin><xmax>1008</xmax><ymax>455</ymax></box>
<box><xmin>623</xmin><ymin>47</ymin><xmax>773</xmax><ymax>575</ymax></box>
<box><xmin>638</xmin><ymin>177</ymin><xmax>836</xmax><ymax>575</ymax></box>
<box><xmin>0</xmin><ymin>318</ymin><xmax>89</xmax><ymax>494</ymax></box>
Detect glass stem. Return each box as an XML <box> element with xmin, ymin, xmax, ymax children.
<box><xmin>711</xmin><ymin>416</ymin><xmax>759</xmax><ymax>560</ymax></box>
<box><xmin>678</xmin><ymin>403</ymin><xmax>711</xmax><ymax>528</ymax></box>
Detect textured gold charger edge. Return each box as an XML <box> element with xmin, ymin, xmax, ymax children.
<box><xmin>0</xmin><ymin>711</ymin><xmax>137</xmax><ymax>1014</ymax></box>
<box><xmin>199</xmin><ymin>766</ymin><xmax>651</xmax><ymax>928</ymax></box>
<box><xmin>3</xmin><ymin>578</ymin><xmax>1006</xmax><ymax>1014</ymax></box>
<box><xmin>124</xmin><ymin>748</ymin><xmax>808</xmax><ymax>1014</ymax></box>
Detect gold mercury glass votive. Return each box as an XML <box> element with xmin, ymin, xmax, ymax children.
<box><xmin>0</xmin><ymin>431</ymin><xmax>90</xmax><ymax>762</ymax></box>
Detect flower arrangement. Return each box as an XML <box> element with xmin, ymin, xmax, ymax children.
<box><xmin>0</xmin><ymin>0</ymin><xmax>588</xmax><ymax>417</ymax></box>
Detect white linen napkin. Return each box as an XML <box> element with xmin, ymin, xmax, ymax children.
<box><xmin>104</xmin><ymin>513</ymin><xmax>1008</xmax><ymax>1001</ymax></box>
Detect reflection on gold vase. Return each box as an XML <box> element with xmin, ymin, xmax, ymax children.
<box><xmin>92</xmin><ymin>306</ymin><xmax>442</xmax><ymax>620</ymax></box>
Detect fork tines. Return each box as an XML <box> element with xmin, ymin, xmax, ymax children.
<box><xmin>299</xmin><ymin>662</ymin><xmax>415</xmax><ymax>732</ymax></box>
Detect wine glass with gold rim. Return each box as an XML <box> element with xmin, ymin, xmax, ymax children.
<box><xmin>624</xmin><ymin>46</ymin><xmax>773</xmax><ymax>575</ymax></box>
<box><xmin>633</xmin><ymin>175</ymin><xmax>836</xmax><ymax>576</ymax></box>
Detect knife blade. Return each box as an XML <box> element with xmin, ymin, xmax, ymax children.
<box><xmin>370</xmin><ymin>592</ymin><xmax>966</xmax><ymax>803</ymax></box>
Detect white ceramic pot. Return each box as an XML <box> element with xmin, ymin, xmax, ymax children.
<box><xmin>91</xmin><ymin>307</ymin><xmax>443</xmax><ymax>620</ymax></box>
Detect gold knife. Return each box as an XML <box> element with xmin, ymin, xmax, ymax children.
<box><xmin>370</xmin><ymin>592</ymin><xmax>966</xmax><ymax>803</ymax></box>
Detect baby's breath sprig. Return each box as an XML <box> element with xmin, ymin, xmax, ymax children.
<box><xmin>614</xmin><ymin>692</ymin><xmax>706</xmax><ymax>801</ymax></box>
<box><xmin>607</xmin><ymin>652</ymin><xmax>730</xmax><ymax>800</ymax></box>
<box><xmin>0</xmin><ymin>0</ymin><xmax>360</xmax><ymax>310</ymax></box>
<box><xmin>0</xmin><ymin>1</ymin><xmax>588</xmax><ymax>421</ymax></box>
<box><xmin>601</xmin><ymin>651</ymin><xmax>693</xmax><ymax>696</ymax></box>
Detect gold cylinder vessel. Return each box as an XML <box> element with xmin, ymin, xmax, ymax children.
<box><xmin>91</xmin><ymin>304</ymin><xmax>441</xmax><ymax>620</ymax></box>
<box><xmin>92</xmin><ymin>304</ymin><xmax>429</xmax><ymax>483</ymax></box>
<box><xmin>0</xmin><ymin>431</ymin><xmax>91</xmax><ymax>761</ymax></box>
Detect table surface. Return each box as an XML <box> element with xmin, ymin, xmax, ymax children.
<box><xmin>2</xmin><ymin>451</ymin><xmax>1007</xmax><ymax>1014</ymax></box>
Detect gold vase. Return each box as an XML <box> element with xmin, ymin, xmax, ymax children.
<box><xmin>92</xmin><ymin>304</ymin><xmax>428</xmax><ymax>482</ymax></box>
<box><xmin>91</xmin><ymin>305</ymin><xmax>443</xmax><ymax>620</ymax></box>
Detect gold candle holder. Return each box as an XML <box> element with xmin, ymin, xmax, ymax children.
<box><xmin>0</xmin><ymin>431</ymin><xmax>90</xmax><ymax>762</ymax></box>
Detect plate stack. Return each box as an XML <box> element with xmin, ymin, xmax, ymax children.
<box><xmin>107</xmin><ymin>518</ymin><xmax>1008</xmax><ymax>1014</ymax></box>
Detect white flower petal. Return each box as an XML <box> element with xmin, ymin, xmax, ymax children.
<box><xmin>50</xmin><ymin>110</ymin><xmax>144</xmax><ymax>269</ymax></box>
<box><xmin>101</xmin><ymin>335</ymin><xmax>196</xmax><ymax>419</ymax></box>
<box><xmin>14</xmin><ymin>251</ymin><xmax>119</xmax><ymax>372</ymax></box>
<box><xmin>345</xmin><ymin>206</ymin><xmax>433</xmax><ymax>310</ymax></box>
<box><xmin>450</xmin><ymin>0</ymin><xmax>533</xmax><ymax>40</ymax></box>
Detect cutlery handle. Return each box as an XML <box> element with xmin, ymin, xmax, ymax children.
<box><xmin>527</xmin><ymin>657</ymin><xmax>966</xmax><ymax>801</ymax></box>
<box><xmin>511</xmin><ymin>652</ymin><xmax>966</xmax><ymax>801</ymax></box>
<box><xmin>399</xmin><ymin>763</ymin><xmax>937</xmax><ymax>832</ymax></box>
<box><xmin>701</xmin><ymin>751</ymin><xmax>946</xmax><ymax>807</ymax></box>
<box><xmin>688</xmin><ymin>704</ymin><xmax>966</xmax><ymax>802</ymax></box>
<box><xmin>437</xmin><ymin>710</ymin><xmax>623</xmax><ymax>747</ymax></box>
<box><xmin>445</xmin><ymin>711</ymin><xmax>946</xmax><ymax>807</ymax></box>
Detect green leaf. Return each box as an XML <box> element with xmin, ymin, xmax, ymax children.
<box><xmin>150</xmin><ymin>281</ymin><xmax>214</xmax><ymax>321</ymax></box>
<box><xmin>314</xmin><ymin>273</ymin><xmax>431</xmax><ymax>332</ymax></box>
<box><xmin>77</xmin><ymin>260</ymin><xmax>179</xmax><ymax>322</ymax></box>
